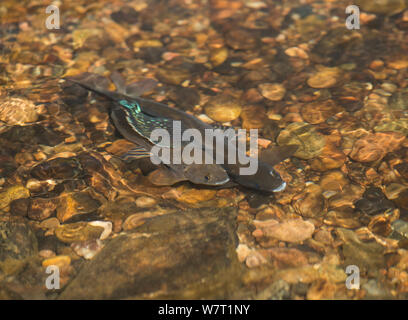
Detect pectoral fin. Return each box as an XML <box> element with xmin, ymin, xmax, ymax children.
<box><xmin>121</xmin><ymin>146</ymin><xmax>152</xmax><ymax>162</ymax></box>
<box><xmin>259</xmin><ymin>145</ymin><xmax>298</xmax><ymax>166</ymax></box>
<box><xmin>147</xmin><ymin>166</ymin><xmax>186</xmax><ymax>185</ymax></box>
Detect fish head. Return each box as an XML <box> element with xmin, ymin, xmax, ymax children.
<box><xmin>183</xmin><ymin>164</ymin><xmax>230</xmax><ymax>186</ymax></box>
<box><xmin>244</xmin><ymin>144</ymin><xmax>298</xmax><ymax>193</ymax></box>
<box><xmin>255</xmin><ymin>163</ymin><xmax>287</xmax><ymax>192</ymax></box>
<box><xmin>234</xmin><ymin>161</ymin><xmax>286</xmax><ymax>193</ymax></box>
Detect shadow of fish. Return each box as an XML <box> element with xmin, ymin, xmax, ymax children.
<box><xmin>108</xmin><ymin>72</ymin><xmax>298</xmax><ymax>193</ymax></box>
<box><xmin>64</xmin><ymin>76</ymin><xmax>230</xmax><ymax>187</ymax></box>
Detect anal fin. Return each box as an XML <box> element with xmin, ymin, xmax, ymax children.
<box><xmin>147</xmin><ymin>166</ymin><xmax>186</xmax><ymax>186</ymax></box>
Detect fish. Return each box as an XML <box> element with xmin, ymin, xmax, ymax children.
<box><xmin>64</xmin><ymin>76</ymin><xmax>230</xmax><ymax>187</ymax></box>
<box><xmin>65</xmin><ymin>73</ymin><xmax>298</xmax><ymax>192</ymax></box>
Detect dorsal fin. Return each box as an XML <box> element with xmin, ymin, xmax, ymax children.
<box><xmin>259</xmin><ymin>145</ymin><xmax>298</xmax><ymax>166</ymax></box>
<box><xmin>110</xmin><ymin>71</ymin><xmax>158</xmax><ymax>98</ymax></box>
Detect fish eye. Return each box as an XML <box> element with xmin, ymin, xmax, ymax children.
<box><xmin>204</xmin><ymin>175</ymin><xmax>210</xmax><ymax>181</ymax></box>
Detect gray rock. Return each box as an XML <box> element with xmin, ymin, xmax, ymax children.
<box><xmin>59</xmin><ymin>207</ymin><xmax>243</xmax><ymax>299</ymax></box>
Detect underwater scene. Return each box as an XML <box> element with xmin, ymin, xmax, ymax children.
<box><xmin>1</xmin><ymin>0</ymin><xmax>408</xmax><ymax>301</ymax></box>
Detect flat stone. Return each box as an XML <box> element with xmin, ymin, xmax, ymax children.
<box><xmin>59</xmin><ymin>207</ymin><xmax>242</xmax><ymax>299</ymax></box>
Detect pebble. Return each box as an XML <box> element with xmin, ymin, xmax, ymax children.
<box><xmin>324</xmin><ymin>208</ymin><xmax>362</xmax><ymax>229</ymax></box>
<box><xmin>356</xmin><ymin>0</ymin><xmax>407</xmax><ymax>15</ymax></box>
<box><xmin>307</xmin><ymin>66</ymin><xmax>342</xmax><ymax>89</ymax></box>
<box><xmin>301</xmin><ymin>100</ymin><xmax>342</xmax><ymax>124</ymax></box>
<box><xmin>349</xmin><ymin>132</ymin><xmax>405</xmax><ymax>162</ymax></box>
<box><xmin>56</xmin><ymin>190</ymin><xmax>101</xmax><ymax>223</ymax></box>
<box><xmin>320</xmin><ymin>171</ymin><xmax>348</xmax><ymax>192</ymax></box>
<box><xmin>368</xmin><ymin>215</ymin><xmax>392</xmax><ymax>237</ymax></box>
<box><xmin>391</xmin><ymin>219</ymin><xmax>408</xmax><ymax>238</ymax></box>
<box><xmin>285</xmin><ymin>47</ymin><xmax>309</xmax><ymax>59</ymax></box>
<box><xmin>374</xmin><ymin>120</ymin><xmax>408</xmax><ymax>136</ymax></box>
<box><xmin>256</xmin><ymin>219</ymin><xmax>315</xmax><ymax>243</ymax></box>
<box><xmin>0</xmin><ymin>97</ymin><xmax>39</xmax><ymax>130</ymax></box>
<box><xmin>277</xmin><ymin>122</ymin><xmax>326</xmax><ymax>159</ymax></box>
<box><xmin>245</xmin><ymin>251</ymin><xmax>268</xmax><ymax>268</ymax></box>
<box><xmin>71</xmin><ymin>240</ymin><xmax>104</xmax><ymax>260</ymax></box>
<box><xmin>0</xmin><ymin>185</ymin><xmax>30</xmax><ymax>211</ymax></box>
<box><xmin>210</xmin><ymin>47</ymin><xmax>228</xmax><ymax>67</ymax></box>
<box><xmin>236</xmin><ymin>244</ymin><xmax>252</xmax><ymax>263</ymax></box>
<box><xmin>28</xmin><ymin>198</ymin><xmax>57</xmax><ymax>221</ymax></box>
<box><xmin>135</xmin><ymin>196</ymin><xmax>157</xmax><ymax>208</ymax></box>
<box><xmin>384</xmin><ymin>183</ymin><xmax>408</xmax><ymax>200</ymax></box>
<box><xmin>55</xmin><ymin>222</ymin><xmax>105</xmax><ymax>244</ymax></box>
<box><xmin>122</xmin><ymin>214</ymin><xmax>146</xmax><ymax>231</ymax></box>
<box><xmin>258</xmin><ymin>83</ymin><xmax>286</xmax><ymax>101</ymax></box>
<box><xmin>354</xmin><ymin>187</ymin><xmax>395</xmax><ymax>215</ymax></box>
<box><xmin>39</xmin><ymin>249</ymin><xmax>56</xmax><ymax>259</ymax></box>
<box><xmin>40</xmin><ymin>217</ymin><xmax>60</xmax><ymax>229</ymax></box>
<box><xmin>310</xmin><ymin>142</ymin><xmax>347</xmax><ymax>171</ymax></box>
<box><xmin>204</xmin><ymin>94</ymin><xmax>242</xmax><ymax>122</ymax></box>
<box><xmin>177</xmin><ymin>188</ymin><xmax>217</xmax><ymax>205</ymax></box>
<box><xmin>240</xmin><ymin>105</ymin><xmax>266</xmax><ymax>129</ymax></box>
<box><xmin>30</xmin><ymin>157</ymin><xmax>82</xmax><ymax>180</ymax></box>
<box><xmin>292</xmin><ymin>184</ymin><xmax>326</xmax><ymax>218</ymax></box>
<box><xmin>133</xmin><ymin>39</ymin><xmax>163</xmax><ymax>49</ymax></box>
<box><xmin>155</xmin><ymin>67</ymin><xmax>191</xmax><ymax>86</ymax></box>
<box><xmin>42</xmin><ymin>255</ymin><xmax>71</xmax><ymax>268</ymax></box>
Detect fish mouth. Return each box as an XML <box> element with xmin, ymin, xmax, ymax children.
<box><xmin>206</xmin><ymin>175</ymin><xmax>230</xmax><ymax>186</ymax></box>
<box><xmin>272</xmin><ymin>181</ymin><xmax>286</xmax><ymax>192</ymax></box>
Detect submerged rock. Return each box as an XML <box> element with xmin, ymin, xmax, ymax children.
<box><xmin>59</xmin><ymin>207</ymin><xmax>242</xmax><ymax>299</ymax></box>
<box><xmin>30</xmin><ymin>157</ymin><xmax>83</xmax><ymax>180</ymax></box>
<box><xmin>0</xmin><ymin>185</ymin><xmax>30</xmax><ymax>211</ymax></box>
<box><xmin>0</xmin><ymin>219</ymin><xmax>38</xmax><ymax>274</ymax></box>
<box><xmin>355</xmin><ymin>0</ymin><xmax>407</xmax><ymax>15</ymax></box>
<box><xmin>204</xmin><ymin>94</ymin><xmax>242</xmax><ymax>122</ymax></box>
<box><xmin>258</xmin><ymin>83</ymin><xmax>286</xmax><ymax>101</ymax></box>
<box><xmin>55</xmin><ymin>222</ymin><xmax>105</xmax><ymax>244</ymax></box>
<box><xmin>56</xmin><ymin>190</ymin><xmax>101</xmax><ymax>223</ymax></box>
<box><xmin>277</xmin><ymin>122</ymin><xmax>326</xmax><ymax>159</ymax></box>
<box><xmin>349</xmin><ymin>132</ymin><xmax>405</xmax><ymax>162</ymax></box>
<box><xmin>336</xmin><ymin>228</ymin><xmax>385</xmax><ymax>274</ymax></box>
<box><xmin>0</xmin><ymin>97</ymin><xmax>39</xmax><ymax>131</ymax></box>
